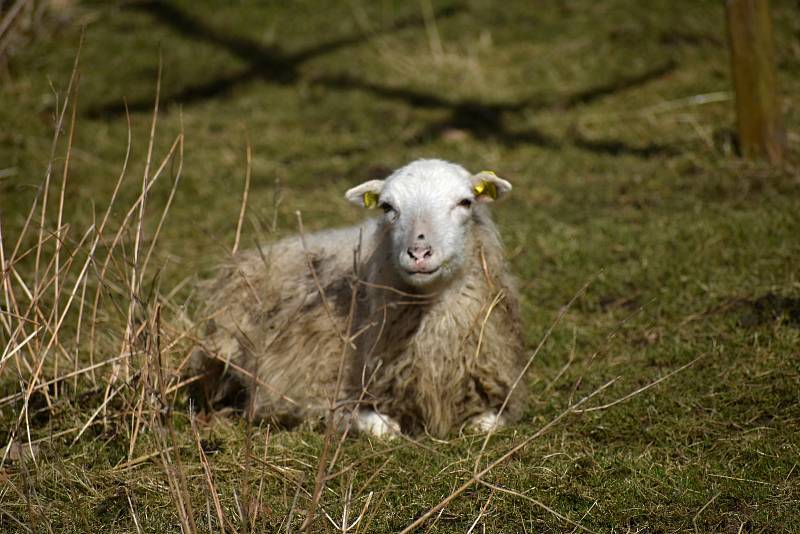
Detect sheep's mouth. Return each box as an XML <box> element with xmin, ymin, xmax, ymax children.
<box><xmin>404</xmin><ymin>266</ymin><xmax>440</xmax><ymax>277</ymax></box>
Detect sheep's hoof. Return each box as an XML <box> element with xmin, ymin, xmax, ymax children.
<box><xmin>467</xmin><ymin>411</ymin><xmax>506</xmax><ymax>433</ymax></box>
<box><xmin>354</xmin><ymin>410</ymin><xmax>401</xmax><ymax>439</ymax></box>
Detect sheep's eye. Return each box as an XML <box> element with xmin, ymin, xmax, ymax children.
<box><xmin>458</xmin><ymin>198</ymin><xmax>473</xmax><ymax>208</ymax></box>
<box><xmin>379</xmin><ymin>202</ymin><xmax>395</xmax><ymax>214</ymax></box>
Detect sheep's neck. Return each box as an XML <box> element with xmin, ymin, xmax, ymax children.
<box><xmin>357</xmin><ymin>224</ymin><xmax>509</xmax><ymax>435</ymax></box>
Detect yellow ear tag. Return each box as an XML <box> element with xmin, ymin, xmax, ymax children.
<box><xmin>363</xmin><ymin>191</ymin><xmax>379</xmax><ymax>209</ymax></box>
<box><xmin>473</xmin><ymin>180</ymin><xmax>497</xmax><ymax>199</ymax></box>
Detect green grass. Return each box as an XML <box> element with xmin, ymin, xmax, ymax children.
<box><xmin>1</xmin><ymin>0</ymin><xmax>799</xmax><ymax>531</ymax></box>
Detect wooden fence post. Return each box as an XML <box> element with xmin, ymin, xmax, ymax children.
<box><xmin>725</xmin><ymin>0</ymin><xmax>785</xmax><ymax>164</ymax></box>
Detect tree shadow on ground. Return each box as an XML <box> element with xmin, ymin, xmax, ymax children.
<box><xmin>89</xmin><ymin>1</ymin><xmax>678</xmax><ymax>158</ymax></box>
<box><xmin>315</xmin><ymin>68</ymin><xmax>677</xmax><ymax>157</ymax></box>
<box><xmin>737</xmin><ymin>293</ymin><xmax>800</xmax><ymax>329</ymax></box>
<box><xmin>88</xmin><ymin>0</ymin><xmax>465</xmax><ymax>116</ymax></box>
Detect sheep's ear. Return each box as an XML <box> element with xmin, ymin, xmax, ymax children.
<box><xmin>345</xmin><ymin>180</ymin><xmax>385</xmax><ymax>209</ymax></box>
<box><xmin>471</xmin><ymin>171</ymin><xmax>512</xmax><ymax>203</ymax></box>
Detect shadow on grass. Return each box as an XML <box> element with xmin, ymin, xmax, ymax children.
<box><xmin>87</xmin><ymin>0</ymin><xmax>465</xmax><ymax>116</ymax></box>
<box><xmin>737</xmin><ymin>293</ymin><xmax>800</xmax><ymax>329</ymax></box>
<box><xmin>88</xmin><ymin>1</ymin><xmax>678</xmax><ymax>158</ymax></box>
<box><xmin>567</xmin><ymin>128</ymin><xmax>678</xmax><ymax>158</ymax></box>
<box><xmin>316</xmin><ymin>71</ymin><xmax>677</xmax><ymax>157</ymax></box>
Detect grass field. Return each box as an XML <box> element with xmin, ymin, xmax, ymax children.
<box><xmin>1</xmin><ymin>1</ymin><xmax>799</xmax><ymax>532</ymax></box>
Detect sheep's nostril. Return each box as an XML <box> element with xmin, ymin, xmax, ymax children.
<box><xmin>417</xmin><ymin>234</ymin><xmax>425</xmax><ymax>240</ymax></box>
<box><xmin>407</xmin><ymin>246</ymin><xmax>433</xmax><ymax>261</ymax></box>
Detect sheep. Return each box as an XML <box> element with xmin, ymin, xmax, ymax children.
<box><xmin>189</xmin><ymin>159</ymin><xmax>526</xmax><ymax>438</ymax></box>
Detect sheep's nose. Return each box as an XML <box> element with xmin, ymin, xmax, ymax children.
<box><xmin>407</xmin><ymin>245</ymin><xmax>433</xmax><ymax>261</ymax></box>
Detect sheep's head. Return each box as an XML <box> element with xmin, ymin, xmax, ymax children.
<box><xmin>345</xmin><ymin>159</ymin><xmax>512</xmax><ymax>289</ymax></box>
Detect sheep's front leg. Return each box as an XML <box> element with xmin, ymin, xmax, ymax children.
<box><xmin>353</xmin><ymin>410</ymin><xmax>401</xmax><ymax>439</ymax></box>
<box><xmin>467</xmin><ymin>411</ymin><xmax>506</xmax><ymax>433</ymax></box>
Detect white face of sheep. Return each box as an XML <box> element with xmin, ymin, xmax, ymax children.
<box><xmin>345</xmin><ymin>160</ymin><xmax>512</xmax><ymax>289</ymax></box>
